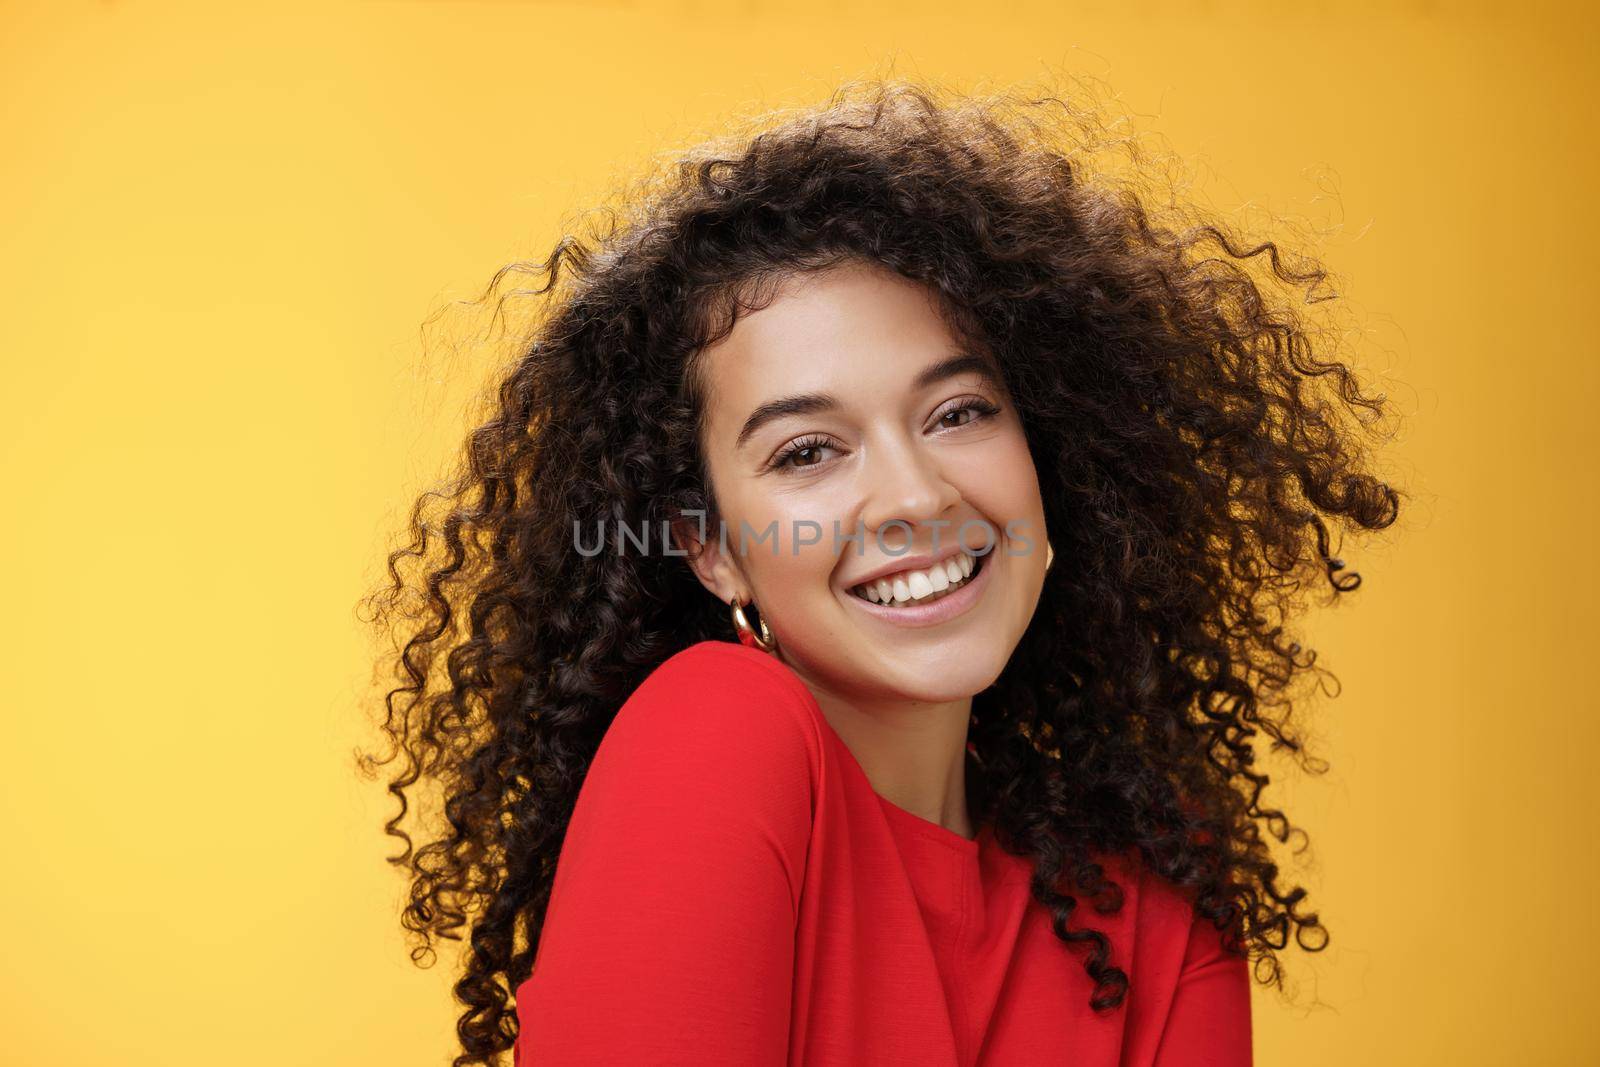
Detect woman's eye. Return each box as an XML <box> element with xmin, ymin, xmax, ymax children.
<box><xmin>768</xmin><ymin>400</ymin><xmax>997</xmax><ymax>473</ymax></box>
<box><xmin>935</xmin><ymin>398</ymin><xmax>1001</xmax><ymax>430</ymax></box>
<box><xmin>770</xmin><ymin>437</ymin><xmax>836</xmax><ymax>472</ymax></box>
<box><xmin>787</xmin><ymin>446</ymin><xmax>825</xmax><ymax>467</ymax></box>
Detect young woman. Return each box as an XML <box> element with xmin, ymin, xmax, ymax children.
<box><xmin>362</xmin><ymin>79</ymin><xmax>1402</xmax><ymax>1066</ymax></box>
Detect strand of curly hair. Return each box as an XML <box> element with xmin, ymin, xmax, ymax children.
<box><xmin>356</xmin><ymin>75</ymin><xmax>1403</xmax><ymax>1066</ymax></box>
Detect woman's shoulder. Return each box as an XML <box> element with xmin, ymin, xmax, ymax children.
<box><xmin>621</xmin><ymin>639</ymin><xmax>821</xmax><ymax>731</ymax></box>
<box><xmin>595</xmin><ymin>640</ymin><xmax>826</xmax><ymax>801</ymax></box>
<box><xmin>1093</xmin><ymin>849</ymin><xmax>1253</xmax><ymax>1056</ymax></box>
<box><xmin>1094</xmin><ymin>845</ymin><xmax>1247</xmax><ymax>977</ymax></box>
<box><xmin>521</xmin><ymin>642</ymin><xmax>827</xmax><ymax>1051</ymax></box>
<box><xmin>1094</xmin><ymin>845</ymin><xmax>1199</xmax><ymax>928</ymax></box>
<box><xmin>631</xmin><ymin>639</ymin><xmax>822</xmax><ymax>710</ymax></box>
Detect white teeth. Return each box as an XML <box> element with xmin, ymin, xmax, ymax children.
<box><xmin>850</xmin><ymin>551</ymin><xmax>980</xmax><ymax>606</ymax></box>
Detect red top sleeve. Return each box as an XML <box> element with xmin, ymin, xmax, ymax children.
<box><xmin>1150</xmin><ymin>906</ymin><xmax>1254</xmax><ymax>1066</ymax></box>
<box><xmin>514</xmin><ymin>645</ymin><xmax>818</xmax><ymax>1066</ymax></box>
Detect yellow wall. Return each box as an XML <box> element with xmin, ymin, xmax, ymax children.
<box><xmin>3</xmin><ymin>0</ymin><xmax>1593</xmax><ymax>1063</ymax></box>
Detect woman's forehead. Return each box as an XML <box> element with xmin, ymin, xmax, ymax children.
<box><xmin>695</xmin><ymin>265</ymin><xmax>978</xmax><ymax>428</ymax></box>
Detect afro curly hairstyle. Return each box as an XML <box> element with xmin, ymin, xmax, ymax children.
<box><xmin>358</xmin><ymin>76</ymin><xmax>1404</xmax><ymax>1066</ymax></box>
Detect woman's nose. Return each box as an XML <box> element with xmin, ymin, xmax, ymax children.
<box><xmin>858</xmin><ymin>436</ymin><xmax>962</xmax><ymax>541</ymax></box>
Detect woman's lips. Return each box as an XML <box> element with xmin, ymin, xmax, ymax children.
<box><xmin>840</xmin><ymin>551</ymin><xmax>994</xmax><ymax>628</ymax></box>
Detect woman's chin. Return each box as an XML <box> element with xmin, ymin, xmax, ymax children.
<box><xmin>865</xmin><ymin>652</ymin><xmax>1008</xmax><ymax>706</ymax></box>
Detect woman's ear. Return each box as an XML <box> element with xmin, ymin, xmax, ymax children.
<box><xmin>670</xmin><ymin>513</ymin><xmax>743</xmax><ymax>604</ymax></box>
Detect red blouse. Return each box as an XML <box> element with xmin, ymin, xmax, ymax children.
<box><xmin>515</xmin><ymin>640</ymin><xmax>1251</xmax><ymax>1065</ymax></box>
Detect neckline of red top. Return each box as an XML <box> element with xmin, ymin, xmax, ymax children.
<box><xmin>872</xmin><ymin>787</ymin><xmax>991</xmax><ymax>856</ymax></box>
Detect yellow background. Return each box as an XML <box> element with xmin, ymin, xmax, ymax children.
<box><xmin>3</xmin><ymin>0</ymin><xmax>1593</xmax><ymax>1063</ymax></box>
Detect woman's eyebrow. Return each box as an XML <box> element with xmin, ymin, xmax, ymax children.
<box><xmin>733</xmin><ymin>353</ymin><xmax>1000</xmax><ymax>451</ymax></box>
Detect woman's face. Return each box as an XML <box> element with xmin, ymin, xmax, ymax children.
<box><xmin>684</xmin><ymin>259</ymin><xmax>1049</xmax><ymax>705</ymax></box>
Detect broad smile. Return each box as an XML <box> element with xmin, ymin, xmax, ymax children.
<box><xmin>840</xmin><ymin>550</ymin><xmax>993</xmax><ymax>628</ymax></box>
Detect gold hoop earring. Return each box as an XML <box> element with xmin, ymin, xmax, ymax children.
<box><xmin>729</xmin><ymin>595</ymin><xmax>777</xmax><ymax>653</ymax></box>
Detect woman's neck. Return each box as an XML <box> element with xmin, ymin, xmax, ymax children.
<box><xmin>800</xmin><ymin>673</ymin><xmax>976</xmax><ymax>840</ymax></box>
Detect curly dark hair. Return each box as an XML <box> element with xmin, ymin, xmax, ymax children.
<box><xmin>357</xmin><ymin>76</ymin><xmax>1404</xmax><ymax>1066</ymax></box>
